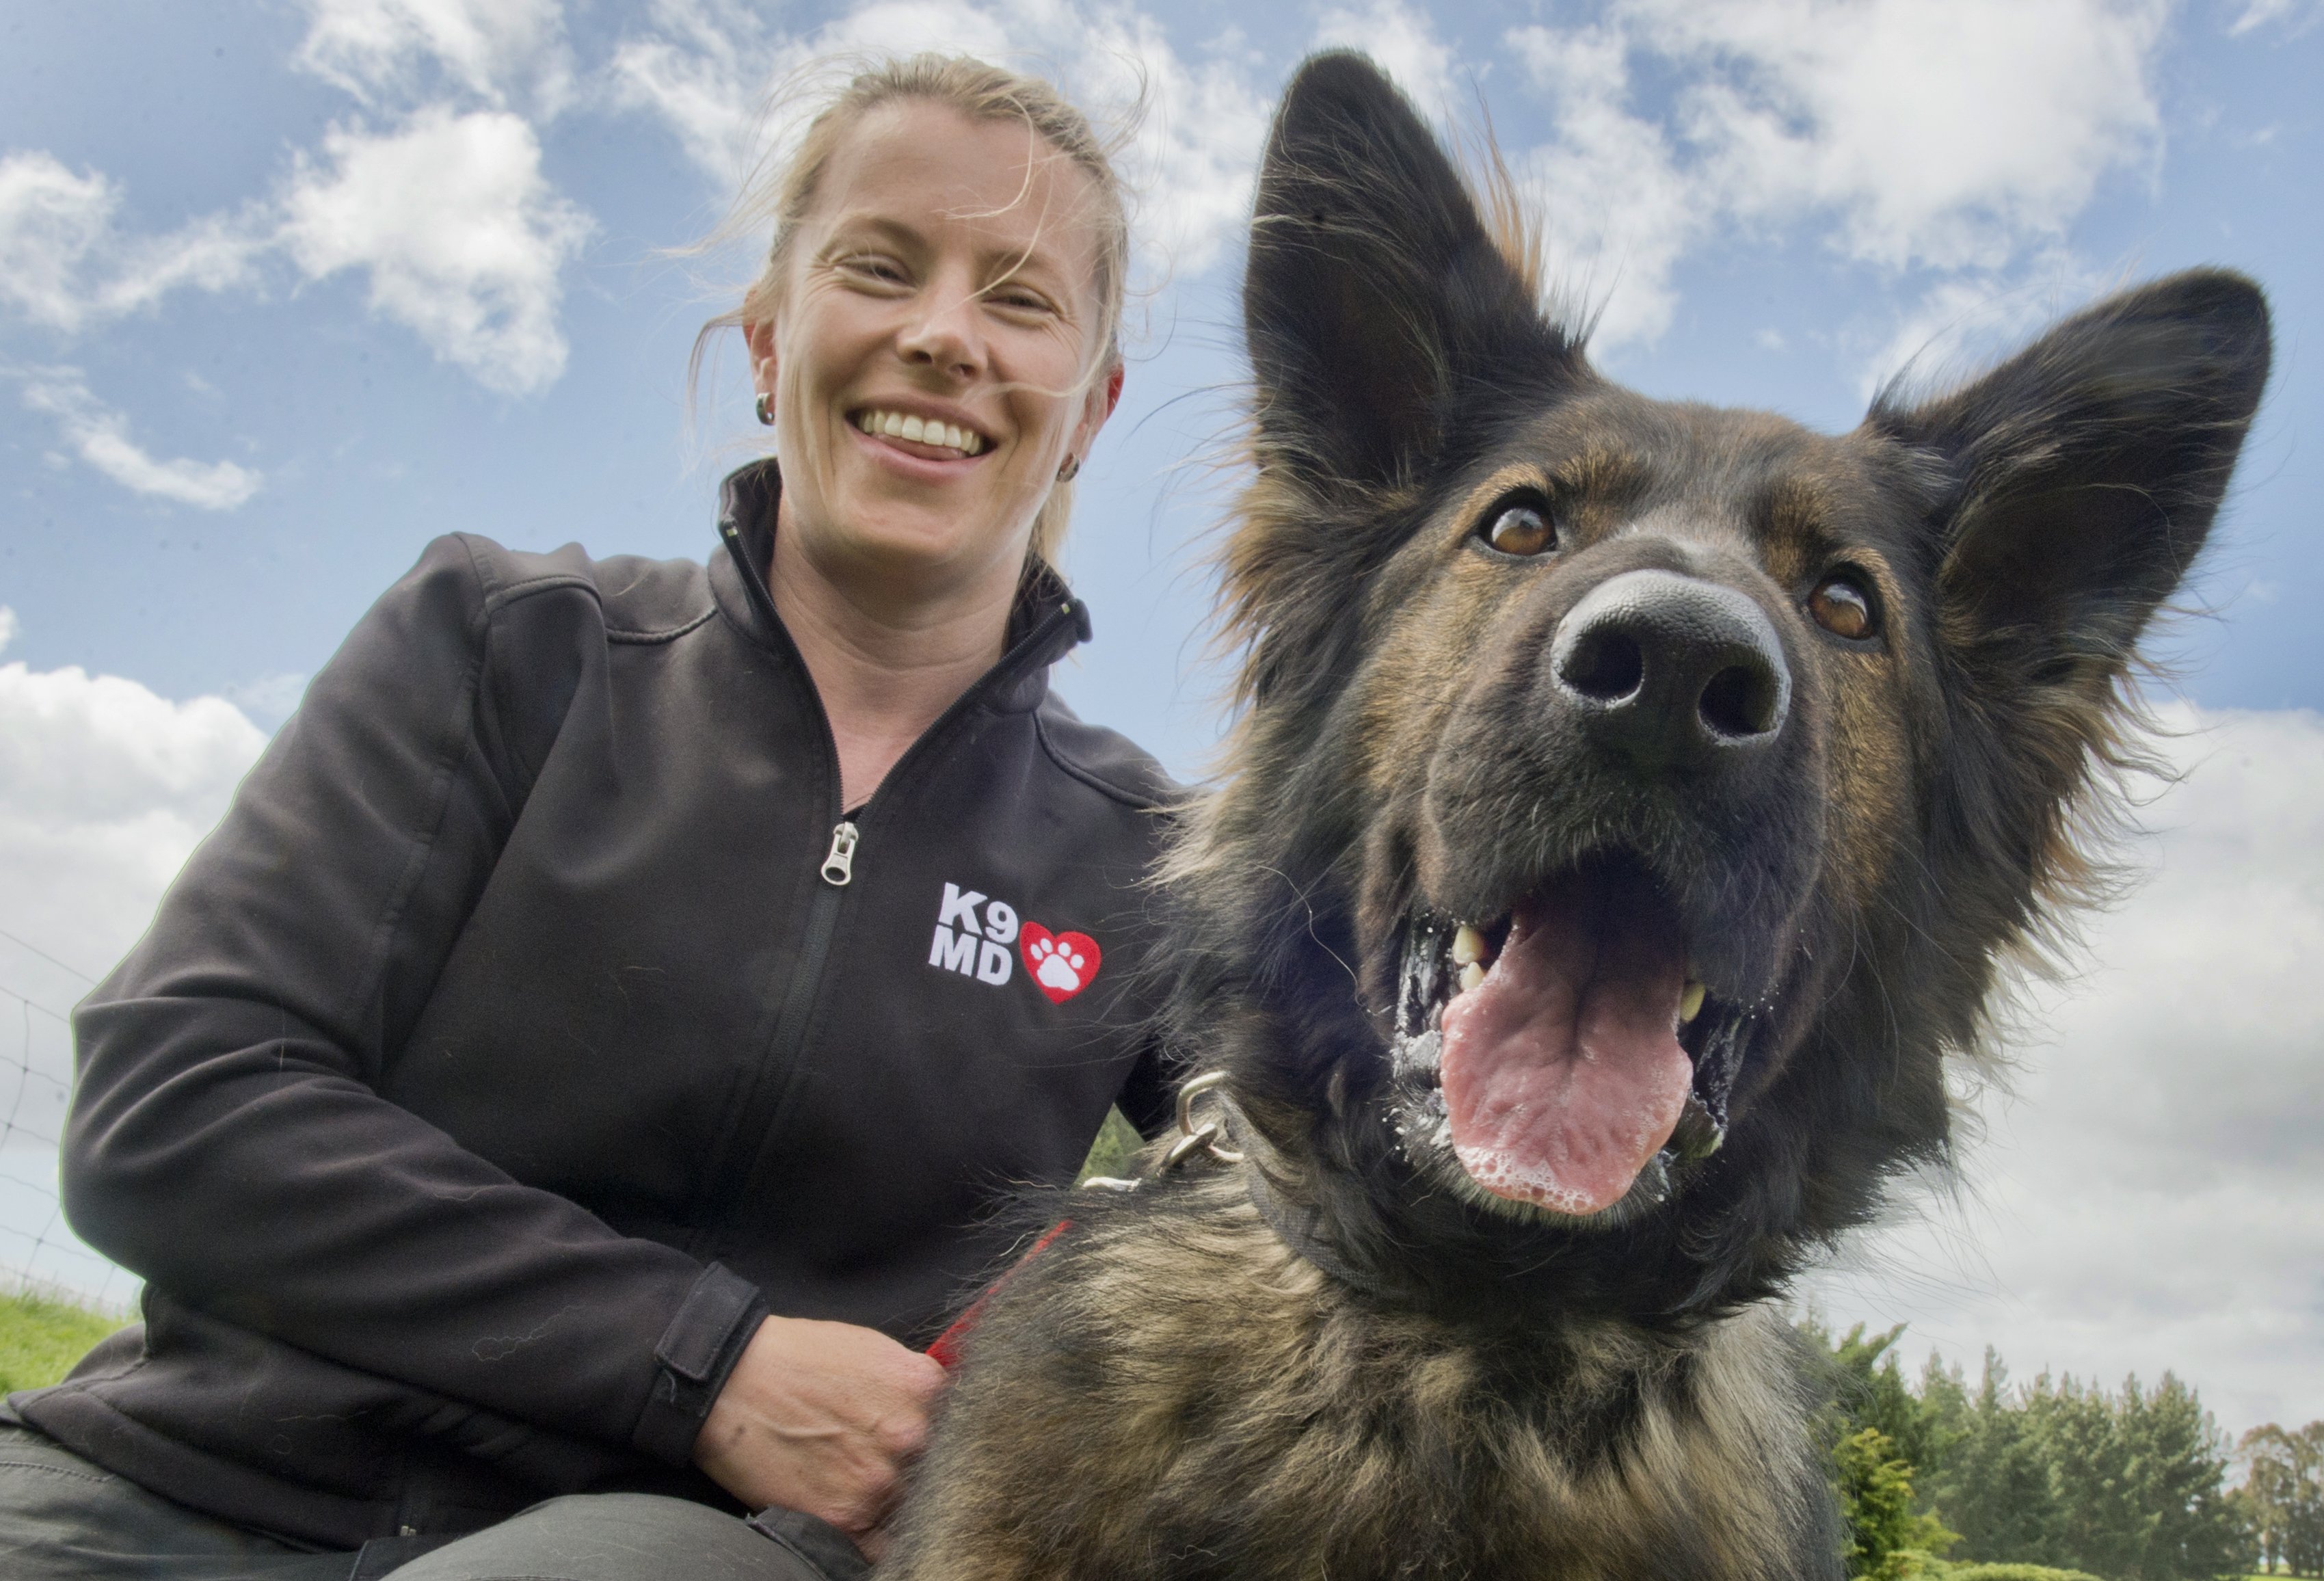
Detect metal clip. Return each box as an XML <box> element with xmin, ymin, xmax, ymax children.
<box><xmin>1160</xmin><ymin>1071</ymin><xmax>1246</xmax><ymax>1171</ymax></box>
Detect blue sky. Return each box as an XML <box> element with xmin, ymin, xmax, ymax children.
<box><xmin>3</xmin><ymin>0</ymin><xmax>2321</xmax><ymax>1433</ymax></box>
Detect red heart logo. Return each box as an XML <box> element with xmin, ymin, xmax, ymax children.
<box><xmin>1019</xmin><ymin>922</ymin><xmax>1101</xmax><ymax>1005</ymax></box>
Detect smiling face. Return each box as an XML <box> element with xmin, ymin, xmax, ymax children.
<box><xmin>747</xmin><ymin>99</ymin><xmax>1120</xmax><ymax>604</ymax></box>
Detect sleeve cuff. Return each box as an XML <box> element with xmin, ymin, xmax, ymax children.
<box><xmin>630</xmin><ymin>1262</ymin><xmax>768</xmax><ymax>1467</ymax></box>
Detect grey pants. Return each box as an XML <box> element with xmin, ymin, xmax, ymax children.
<box><xmin>0</xmin><ymin>1423</ymin><xmax>866</xmax><ymax>1581</ymax></box>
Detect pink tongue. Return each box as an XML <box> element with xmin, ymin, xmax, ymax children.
<box><xmin>1438</xmin><ymin>879</ymin><xmax>1691</xmax><ymax>1217</ymax></box>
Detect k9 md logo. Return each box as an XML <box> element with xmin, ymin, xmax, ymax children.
<box><xmin>927</xmin><ymin>882</ymin><xmax>1101</xmax><ymax>1003</ymax></box>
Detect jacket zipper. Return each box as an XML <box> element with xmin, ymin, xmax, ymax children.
<box><xmin>697</xmin><ymin>518</ymin><xmax>1078</xmax><ymax>1246</ymax></box>
<box><xmin>819</xmin><ymin>821</ymin><xmax>858</xmax><ymax>886</ymax></box>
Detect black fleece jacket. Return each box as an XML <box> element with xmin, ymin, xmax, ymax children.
<box><xmin>14</xmin><ymin>462</ymin><xmax>1177</xmax><ymax>1548</ymax></box>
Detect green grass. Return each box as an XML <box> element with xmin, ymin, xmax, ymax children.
<box><xmin>0</xmin><ymin>1289</ymin><xmax>126</xmax><ymax>1394</ymax></box>
<box><xmin>1077</xmin><ymin>1105</ymin><xmax>1144</xmax><ymax>1183</ymax></box>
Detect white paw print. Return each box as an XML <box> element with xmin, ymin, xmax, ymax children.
<box><xmin>1027</xmin><ymin>935</ymin><xmax>1087</xmax><ymax>993</ymax></box>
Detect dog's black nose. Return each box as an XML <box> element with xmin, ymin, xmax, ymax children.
<box><xmin>1549</xmin><ymin>570</ymin><xmax>1791</xmax><ymax>771</ymax></box>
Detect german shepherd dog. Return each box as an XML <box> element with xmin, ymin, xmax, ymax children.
<box><xmin>881</xmin><ymin>53</ymin><xmax>2271</xmax><ymax>1581</ymax></box>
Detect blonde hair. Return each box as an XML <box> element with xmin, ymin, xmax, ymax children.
<box><xmin>699</xmin><ymin>54</ymin><xmax>1133</xmax><ymax>566</ymax></box>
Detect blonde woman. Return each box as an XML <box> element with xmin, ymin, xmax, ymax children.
<box><xmin>2</xmin><ymin>56</ymin><xmax>1170</xmax><ymax>1581</ymax></box>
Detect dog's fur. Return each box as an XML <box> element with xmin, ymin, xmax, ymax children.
<box><xmin>880</xmin><ymin>55</ymin><xmax>2271</xmax><ymax>1581</ymax></box>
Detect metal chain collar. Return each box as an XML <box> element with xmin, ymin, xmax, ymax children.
<box><xmin>1159</xmin><ymin>1071</ymin><xmax>1246</xmax><ymax>1171</ymax></box>
<box><xmin>1080</xmin><ymin>1072</ymin><xmax>1245</xmax><ymax>1194</ymax></box>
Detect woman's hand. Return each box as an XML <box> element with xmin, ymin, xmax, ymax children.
<box><xmin>693</xmin><ymin>1315</ymin><xmax>949</xmax><ymax>1559</ymax></box>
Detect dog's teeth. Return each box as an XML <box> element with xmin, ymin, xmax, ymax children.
<box><xmin>1680</xmin><ymin>981</ymin><xmax>1706</xmax><ymax>1024</ymax></box>
<box><xmin>1457</xmin><ymin>961</ymin><xmax>1484</xmax><ymax>994</ymax></box>
<box><xmin>1451</xmin><ymin>924</ymin><xmax>1486</xmax><ymax>966</ymax></box>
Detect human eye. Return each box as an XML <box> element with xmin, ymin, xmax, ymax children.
<box><xmin>985</xmin><ymin>279</ymin><xmax>1061</xmax><ymax>317</ymax></box>
<box><xmin>834</xmin><ymin>250</ymin><xmax>909</xmax><ymax>287</ymax></box>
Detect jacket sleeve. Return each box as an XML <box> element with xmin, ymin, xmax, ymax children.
<box><xmin>63</xmin><ymin>535</ymin><xmax>763</xmax><ymax>1467</ymax></box>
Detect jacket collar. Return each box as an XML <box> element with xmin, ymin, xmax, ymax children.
<box><xmin>708</xmin><ymin>459</ymin><xmax>1092</xmax><ymax>715</ymax></box>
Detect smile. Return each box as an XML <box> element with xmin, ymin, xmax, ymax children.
<box><xmin>853</xmin><ymin>408</ymin><xmax>988</xmax><ymax>457</ymax></box>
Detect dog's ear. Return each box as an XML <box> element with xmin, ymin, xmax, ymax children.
<box><xmin>1245</xmin><ymin>52</ymin><xmax>1577</xmax><ymax>496</ymax></box>
<box><xmin>1871</xmin><ymin>271</ymin><xmax>2268</xmax><ymax>930</ymax></box>
<box><xmin>1874</xmin><ymin>269</ymin><xmax>2269</xmax><ymax>688</ymax></box>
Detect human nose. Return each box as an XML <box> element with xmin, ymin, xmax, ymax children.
<box><xmin>896</xmin><ymin>269</ymin><xmax>987</xmax><ymax>381</ymax></box>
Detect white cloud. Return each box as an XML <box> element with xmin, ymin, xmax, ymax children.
<box><xmin>222</xmin><ymin>672</ymin><xmax>311</xmax><ymax>729</ymax></box>
<box><xmin>1853</xmin><ymin>250</ymin><xmax>2107</xmax><ymax>401</ymax></box>
<box><xmin>295</xmin><ymin>0</ymin><xmax>572</xmax><ymax>111</ymax></box>
<box><xmin>0</xmin><ymin>639</ymin><xmax>264</xmax><ymax>1304</ymax></box>
<box><xmin>1313</xmin><ymin>0</ymin><xmax>1459</xmax><ymax>118</ymax></box>
<box><xmin>608</xmin><ymin>0</ymin><xmax>1270</xmax><ymax>284</ymax></box>
<box><xmin>604</xmin><ymin>0</ymin><xmax>787</xmax><ymax>193</ymax></box>
<box><xmin>98</xmin><ymin>210</ymin><xmax>273</xmax><ymax>319</ymax></box>
<box><xmin>2229</xmin><ymin>0</ymin><xmax>2323</xmax><ymax>33</ymax></box>
<box><xmin>14</xmin><ymin>367</ymin><xmax>264</xmax><ymax>509</ymax></box>
<box><xmin>1630</xmin><ymin>0</ymin><xmax>2168</xmax><ymax>273</ymax></box>
<box><xmin>0</xmin><ymin>152</ymin><xmax>269</xmax><ymax>336</ymax></box>
<box><xmin>1508</xmin><ymin>22</ymin><xmax>1702</xmax><ymax>349</ymax></box>
<box><xmin>1812</xmin><ymin>704</ymin><xmax>2324</xmax><ymax>1431</ymax></box>
<box><xmin>279</xmin><ymin>107</ymin><xmax>594</xmax><ymax>394</ymax></box>
<box><xmin>3</xmin><ymin>45</ymin><xmax>594</xmax><ymax>403</ymax></box>
<box><xmin>0</xmin><ymin>644</ymin><xmax>266</xmax><ymax>1007</ymax></box>
<box><xmin>1501</xmin><ymin>0</ymin><xmax>2169</xmax><ymax>358</ymax></box>
<box><xmin>0</xmin><ymin>154</ymin><xmax>116</xmax><ymax>332</ymax></box>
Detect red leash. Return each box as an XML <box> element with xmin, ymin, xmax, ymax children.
<box><xmin>923</xmin><ymin>1219</ymin><xmax>1073</xmax><ymax>1370</ymax></box>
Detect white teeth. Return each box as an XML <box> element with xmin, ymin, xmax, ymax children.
<box><xmin>1680</xmin><ymin>981</ymin><xmax>1706</xmax><ymax>1024</ymax></box>
<box><xmin>1458</xmin><ymin>961</ymin><xmax>1485</xmax><ymax>994</ymax></box>
<box><xmin>1451</xmin><ymin>924</ymin><xmax>1486</xmax><ymax>966</ymax></box>
<box><xmin>855</xmin><ymin>410</ymin><xmax>983</xmax><ymax>455</ymax></box>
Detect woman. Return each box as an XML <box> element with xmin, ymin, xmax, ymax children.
<box><xmin>0</xmin><ymin>55</ymin><xmax>1173</xmax><ymax>1581</ymax></box>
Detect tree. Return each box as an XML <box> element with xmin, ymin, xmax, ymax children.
<box><xmin>1795</xmin><ymin>1318</ymin><xmax>2252</xmax><ymax>1580</ymax></box>
<box><xmin>2115</xmin><ymin>1373</ymin><xmax>2241</xmax><ymax>1580</ymax></box>
<box><xmin>2026</xmin><ymin>1373</ymin><xmax>2146</xmax><ymax>1578</ymax></box>
<box><xmin>1800</xmin><ymin>1317</ymin><xmax>1959</xmax><ymax>1577</ymax></box>
<box><xmin>1834</xmin><ymin>1424</ymin><xmax>1961</xmax><ymax>1580</ymax></box>
<box><xmin>2241</xmin><ymin>1422</ymin><xmax>2324</xmax><ymax>1576</ymax></box>
<box><xmin>1923</xmin><ymin>1352</ymin><xmax>2061</xmax><ymax>1567</ymax></box>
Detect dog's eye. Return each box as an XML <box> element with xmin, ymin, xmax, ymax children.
<box><xmin>1808</xmin><ymin>574</ymin><xmax>1878</xmax><ymax>641</ymax></box>
<box><xmin>1484</xmin><ymin>503</ymin><xmax>1555</xmax><ymax>557</ymax></box>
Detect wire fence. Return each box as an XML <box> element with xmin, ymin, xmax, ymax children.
<box><xmin>0</xmin><ymin>955</ymin><xmax>138</xmax><ymax>1315</ymax></box>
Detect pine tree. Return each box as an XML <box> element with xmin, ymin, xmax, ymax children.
<box><xmin>1923</xmin><ymin>1351</ymin><xmax>2061</xmax><ymax>1565</ymax></box>
<box><xmin>2119</xmin><ymin>1373</ymin><xmax>2241</xmax><ymax>1580</ymax></box>
<box><xmin>2028</xmin><ymin>1373</ymin><xmax>2146</xmax><ymax>1578</ymax></box>
<box><xmin>1795</xmin><ymin>1319</ymin><xmax>2251</xmax><ymax>1578</ymax></box>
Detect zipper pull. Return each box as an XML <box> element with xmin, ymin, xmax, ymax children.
<box><xmin>820</xmin><ymin>821</ymin><xmax>859</xmax><ymax>887</ymax></box>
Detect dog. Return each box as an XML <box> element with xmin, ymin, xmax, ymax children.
<box><xmin>878</xmin><ymin>53</ymin><xmax>2271</xmax><ymax>1581</ymax></box>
